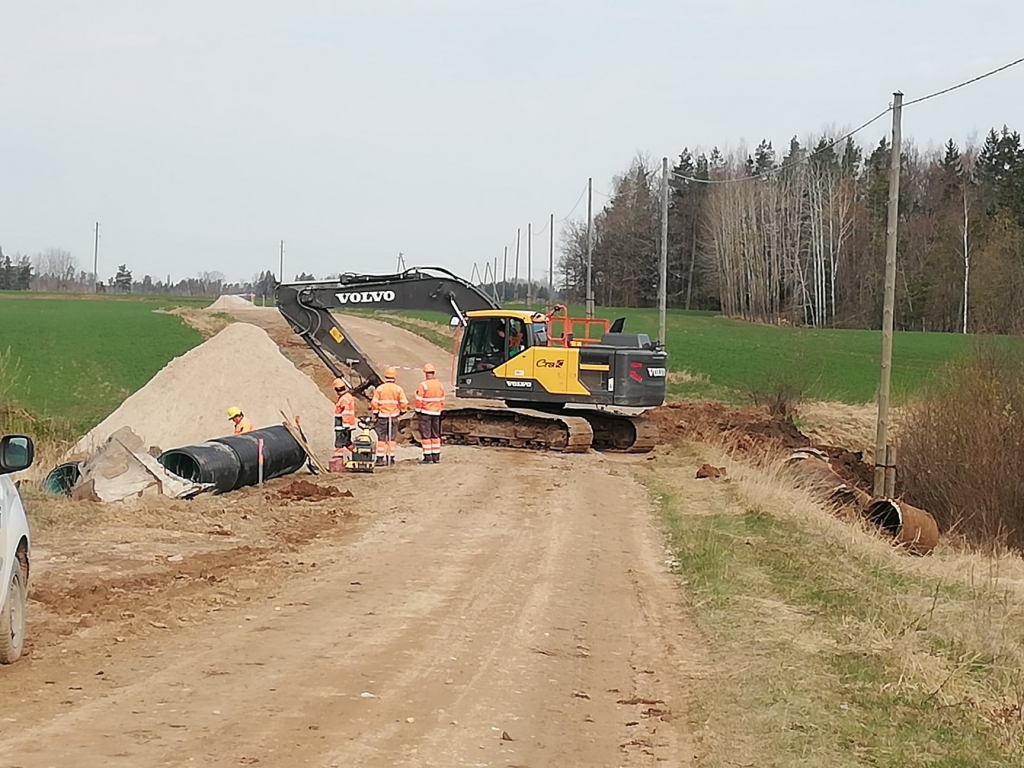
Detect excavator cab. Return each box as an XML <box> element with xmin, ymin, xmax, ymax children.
<box><xmin>454</xmin><ymin>309</ymin><xmax>666</xmax><ymax>410</ymax></box>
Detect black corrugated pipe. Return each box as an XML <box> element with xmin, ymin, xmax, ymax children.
<box><xmin>211</xmin><ymin>426</ymin><xmax>307</xmax><ymax>487</ymax></box>
<box><xmin>158</xmin><ymin>425</ymin><xmax>307</xmax><ymax>493</ymax></box>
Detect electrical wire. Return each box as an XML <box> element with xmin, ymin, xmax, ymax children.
<box><xmin>903</xmin><ymin>55</ymin><xmax>1024</xmax><ymax>107</ymax></box>
<box><xmin>670</xmin><ymin>54</ymin><xmax>1024</xmax><ymax>185</ymax></box>
<box><xmin>671</xmin><ymin>107</ymin><xmax>892</xmax><ymax>185</ymax></box>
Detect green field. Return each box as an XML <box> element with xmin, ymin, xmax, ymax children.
<box><xmin>378</xmin><ymin>306</ymin><xmax>989</xmax><ymax>405</ymax></box>
<box><xmin>0</xmin><ymin>294</ymin><xmax>202</xmax><ymax>434</ymax></box>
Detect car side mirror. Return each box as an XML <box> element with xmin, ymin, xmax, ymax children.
<box><xmin>449</xmin><ymin>316</ymin><xmax>461</xmax><ymax>327</ymax></box>
<box><xmin>0</xmin><ymin>434</ymin><xmax>34</xmax><ymax>475</ymax></box>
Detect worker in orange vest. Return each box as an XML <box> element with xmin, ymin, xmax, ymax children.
<box><xmin>333</xmin><ymin>378</ymin><xmax>357</xmax><ymax>460</ymax></box>
<box><xmin>414</xmin><ymin>363</ymin><xmax>445</xmax><ymax>464</ymax></box>
<box><xmin>370</xmin><ymin>366</ymin><xmax>408</xmax><ymax>466</ymax></box>
<box><xmin>227</xmin><ymin>406</ymin><xmax>255</xmax><ymax>434</ymax></box>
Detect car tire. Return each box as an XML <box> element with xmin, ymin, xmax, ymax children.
<box><xmin>0</xmin><ymin>557</ymin><xmax>27</xmax><ymax>664</ymax></box>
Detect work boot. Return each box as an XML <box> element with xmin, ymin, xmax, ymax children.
<box><xmin>389</xmin><ymin>456</ymin><xmax>396</xmax><ymax>466</ymax></box>
<box><xmin>421</xmin><ymin>455</ymin><xmax>432</xmax><ymax>464</ymax></box>
<box><xmin>432</xmin><ymin>454</ymin><xmax>441</xmax><ymax>463</ymax></box>
<box><xmin>375</xmin><ymin>456</ymin><xmax>386</xmax><ymax>467</ymax></box>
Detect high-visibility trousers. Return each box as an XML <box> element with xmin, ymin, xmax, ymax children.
<box><xmin>417</xmin><ymin>413</ymin><xmax>442</xmax><ymax>456</ymax></box>
<box><xmin>375</xmin><ymin>415</ymin><xmax>399</xmax><ymax>459</ymax></box>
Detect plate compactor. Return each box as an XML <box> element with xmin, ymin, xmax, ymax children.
<box><xmin>345</xmin><ymin>419</ymin><xmax>378</xmax><ymax>473</ymax></box>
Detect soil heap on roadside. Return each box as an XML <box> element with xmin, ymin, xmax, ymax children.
<box><xmin>206</xmin><ymin>294</ymin><xmax>255</xmax><ymax>312</ymax></box>
<box><xmin>72</xmin><ymin>323</ymin><xmax>334</xmax><ymax>458</ymax></box>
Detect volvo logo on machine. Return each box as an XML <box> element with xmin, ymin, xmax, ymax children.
<box><xmin>647</xmin><ymin>367</ymin><xmax>667</xmax><ymax>378</ymax></box>
<box><xmin>334</xmin><ymin>290</ymin><xmax>397</xmax><ymax>304</ymax></box>
<box><xmin>505</xmin><ymin>380</ymin><xmax>533</xmax><ymax>388</ymax></box>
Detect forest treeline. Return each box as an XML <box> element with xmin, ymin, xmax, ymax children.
<box><xmin>559</xmin><ymin>126</ymin><xmax>1024</xmax><ymax>333</ymax></box>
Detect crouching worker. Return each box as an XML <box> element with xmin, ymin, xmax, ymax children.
<box><xmin>414</xmin><ymin>363</ymin><xmax>445</xmax><ymax>463</ymax></box>
<box><xmin>227</xmin><ymin>406</ymin><xmax>255</xmax><ymax>434</ymax></box>
<box><xmin>333</xmin><ymin>378</ymin><xmax>357</xmax><ymax>461</ymax></box>
<box><xmin>370</xmin><ymin>367</ymin><xmax>408</xmax><ymax>466</ymax></box>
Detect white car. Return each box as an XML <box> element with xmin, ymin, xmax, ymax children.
<box><xmin>0</xmin><ymin>434</ymin><xmax>34</xmax><ymax>664</ymax></box>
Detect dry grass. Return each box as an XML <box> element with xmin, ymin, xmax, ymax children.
<box><xmin>666</xmin><ymin>370</ymin><xmax>710</xmax><ymax>385</ymax></box>
<box><xmin>159</xmin><ymin>307</ymin><xmax>234</xmax><ymax>339</ymax></box>
<box><xmin>643</xmin><ymin>442</ymin><xmax>1024</xmax><ymax>766</ymax></box>
<box><xmin>798</xmin><ymin>400</ymin><xmax>886</xmax><ymax>458</ymax></box>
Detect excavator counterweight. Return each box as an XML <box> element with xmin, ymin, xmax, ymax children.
<box><xmin>275</xmin><ymin>266</ymin><xmax>666</xmax><ymax>453</ymax></box>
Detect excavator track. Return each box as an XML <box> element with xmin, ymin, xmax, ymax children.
<box><xmin>579</xmin><ymin>411</ymin><xmax>659</xmax><ymax>454</ymax></box>
<box><xmin>438</xmin><ymin>407</ymin><xmax>593</xmax><ymax>453</ymax></box>
<box><xmin>408</xmin><ymin>406</ymin><xmax>658</xmax><ymax>454</ymax></box>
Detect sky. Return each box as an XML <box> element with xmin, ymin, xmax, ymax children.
<box><xmin>1</xmin><ymin>0</ymin><xmax>1022</xmax><ymax>285</ymax></box>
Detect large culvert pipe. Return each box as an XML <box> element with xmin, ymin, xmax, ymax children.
<box><xmin>44</xmin><ymin>461</ymin><xmax>82</xmax><ymax>496</ymax></box>
<box><xmin>211</xmin><ymin>426</ymin><xmax>306</xmax><ymax>487</ymax></box>
<box><xmin>158</xmin><ymin>425</ymin><xmax>306</xmax><ymax>494</ymax></box>
<box><xmin>864</xmin><ymin>498</ymin><xmax>939</xmax><ymax>556</ymax></box>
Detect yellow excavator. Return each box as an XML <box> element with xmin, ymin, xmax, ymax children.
<box><xmin>275</xmin><ymin>266</ymin><xmax>667</xmax><ymax>452</ymax></box>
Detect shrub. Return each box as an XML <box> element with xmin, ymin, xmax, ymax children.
<box><xmin>899</xmin><ymin>341</ymin><xmax>1024</xmax><ymax>551</ymax></box>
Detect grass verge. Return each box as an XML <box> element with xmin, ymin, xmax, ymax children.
<box><xmin>342</xmin><ymin>305</ymin><xmax>985</xmax><ymax>405</ymax></box>
<box><xmin>642</xmin><ymin>444</ymin><xmax>1024</xmax><ymax>766</ymax></box>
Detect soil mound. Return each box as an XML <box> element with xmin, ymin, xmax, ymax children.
<box><xmin>73</xmin><ymin>323</ymin><xmax>334</xmax><ymax>458</ymax></box>
<box><xmin>206</xmin><ymin>294</ymin><xmax>254</xmax><ymax>312</ymax></box>
<box><xmin>649</xmin><ymin>400</ymin><xmax>873</xmax><ymax>491</ymax></box>
<box><xmin>276</xmin><ymin>480</ymin><xmax>353</xmax><ymax>502</ymax></box>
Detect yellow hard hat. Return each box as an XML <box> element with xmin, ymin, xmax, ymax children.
<box><xmin>384</xmin><ymin>366</ymin><xmax>397</xmax><ymax>380</ymax></box>
<box><xmin>333</xmin><ymin>378</ymin><xmax>346</xmax><ymax>390</ymax></box>
<box><xmin>227</xmin><ymin>406</ymin><xmax>242</xmax><ymax>419</ymax></box>
<box><xmin>423</xmin><ymin>363</ymin><xmax>435</xmax><ymax>374</ymax></box>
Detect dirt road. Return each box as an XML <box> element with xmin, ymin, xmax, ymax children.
<box><xmin>0</xmin><ymin>314</ymin><xmax>701</xmax><ymax>766</ymax></box>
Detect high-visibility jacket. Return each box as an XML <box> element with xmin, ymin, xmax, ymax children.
<box><xmin>371</xmin><ymin>381</ymin><xmax>409</xmax><ymax>417</ymax></box>
<box><xmin>234</xmin><ymin>417</ymin><xmax>255</xmax><ymax>434</ymax></box>
<box><xmin>414</xmin><ymin>378</ymin><xmax>445</xmax><ymax>414</ymax></box>
<box><xmin>335</xmin><ymin>392</ymin><xmax>357</xmax><ymax>427</ymax></box>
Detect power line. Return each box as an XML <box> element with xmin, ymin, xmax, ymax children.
<box><xmin>671</xmin><ymin>107</ymin><xmax>892</xmax><ymax>185</ymax></box>
<box><xmin>670</xmin><ymin>53</ymin><xmax>1024</xmax><ymax>185</ymax></box>
<box><xmin>903</xmin><ymin>55</ymin><xmax>1024</xmax><ymax>107</ymax></box>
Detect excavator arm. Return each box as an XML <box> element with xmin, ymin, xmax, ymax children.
<box><xmin>275</xmin><ymin>267</ymin><xmax>498</xmax><ymax>396</ymax></box>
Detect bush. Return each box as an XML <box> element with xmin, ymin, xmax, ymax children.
<box><xmin>899</xmin><ymin>341</ymin><xmax>1024</xmax><ymax>551</ymax></box>
<box><xmin>746</xmin><ymin>370</ymin><xmax>808</xmax><ymax>421</ymax></box>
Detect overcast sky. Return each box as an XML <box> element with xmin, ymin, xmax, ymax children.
<box><xmin>2</xmin><ymin>1</ymin><xmax>1022</xmax><ymax>284</ymax></box>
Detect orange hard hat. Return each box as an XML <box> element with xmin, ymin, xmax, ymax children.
<box><xmin>333</xmin><ymin>378</ymin><xmax>346</xmax><ymax>389</ymax></box>
<box><xmin>423</xmin><ymin>363</ymin><xmax>435</xmax><ymax>374</ymax></box>
<box><xmin>384</xmin><ymin>366</ymin><xmax>397</xmax><ymax>380</ymax></box>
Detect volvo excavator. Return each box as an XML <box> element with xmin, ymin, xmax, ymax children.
<box><xmin>274</xmin><ymin>266</ymin><xmax>667</xmax><ymax>453</ymax></box>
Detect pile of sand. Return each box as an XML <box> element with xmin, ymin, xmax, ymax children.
<box><xmin>206</xmin><ymin>294</ymin><xmax>254</xmax><ymax>312</ymax></box>
<box><xmin>73</xmin><ymin>323</ymin><xmax>334</xmax><ymax>458</ymax></box>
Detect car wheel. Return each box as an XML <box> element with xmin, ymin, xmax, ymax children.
<box><xmin>0</xmin><ymin>558</ymin><xmax>27</xmax><ymax>664</ymax></box>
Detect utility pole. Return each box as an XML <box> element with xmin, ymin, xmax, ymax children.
<box><xmin>492</xmin><ymin>255</ymin><xmax>499</xmax><ymax>303</ymax></box>
<box><xmin>514</xmin><ymin>227</ymin><xmax>521</xmax><ymax>303</ymax></box>
<box><xmin>502</xmin><ymin>246</ymin><xmax>508</xmax><ymax>302</ymax></box>
<box><xmin>279</xmin><ymin>240</ymin><xmax>285</xmax><ymax>282</ymax></box>
<box><xmin>586</xmin><ymin>177</ymin><xmax>594</xmax><ymax>318</ymax></box>
<box><xmin>527</xmin><ymin>222</ymin><xmax>533</xmax><ymax>308</ymax></box>
<box><xmin>659</xmin><ymin>156</ymin><xmax>669</xmax><ymax>345</ymax></box>
<box><xmin>397</xmin><ymin>251</ymin><xmax>406</xmax><ymax>271</ymax></box>
<box><xmin>874</xmin><ymin>92</ymin><xmax>903</xmax><ymax>498</ymax></box>
<box><xmin>548</xmin><ymin>212</ymin><xmax>554</xmax><ymax>303</ymax></box>
<box><xmin>93</xmin><ymin>222</ymin><xmax>100</xmax><ymax>292</ymax></box>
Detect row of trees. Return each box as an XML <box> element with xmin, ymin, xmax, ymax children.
<box><xmin>0</xmin><ymin>250</ymin><xmax>32</xmax><ymax>290</ymax></box>
<box><xmin>559</xmin><ymin>126</ymin><xmax>1024</xmax><ymax>333</ymax></box>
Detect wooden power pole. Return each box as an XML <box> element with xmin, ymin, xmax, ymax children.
<box><xmin>93</xmin><ymin>222</ymin><xmax>100</xmax><ymax>292</ymax></box>
<box><xmin>874</xmin><ymin>92</ymin><xmax>903</xmax><ymax>497</ymax></box>
<box><xmin>659</xmin><ymin>156</ymin><xmax>669</xmax><ymax>345</ymax></box>
<box><xmin>548</xmin><ymin>212</ymin><xmax>554</xmax><ymax>302</ymax></box>
<box><xmin>279</xmin><ymin>240</ymin><xmax>285</xmax><ymax>283</ymax></box>
<box><xmin>586</xmin><ymin>177</ymin><xmax>594</xmax><ymax>318</ymax></box>
<box><xmin>514</xmin><ymin>227</ymin><xmax>521</xmax><ymax>301</ymax></box>
<box><xmin>527</xmin><ymin>222</ymin><xmax>532</xmax><ymax>308</ymax></box>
